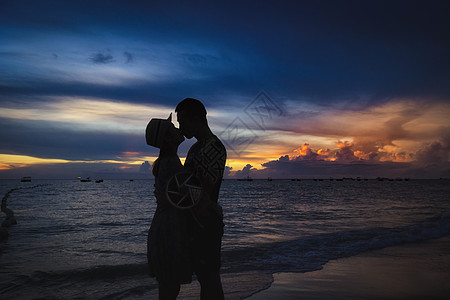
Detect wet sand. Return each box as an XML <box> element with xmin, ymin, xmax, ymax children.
<box><xmin>246</xmin><ymin>235</ymin><xmax>450</xmax><ymax>300</ymax></box>
<box><xmin>174</xmin><ymin>271</ymin><xmax>272</xmax><ymax>300</ymax></box>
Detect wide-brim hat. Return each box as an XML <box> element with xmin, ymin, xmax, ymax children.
<box><xmin>145</xmin><ymin>113</ymin><xmax>172</xmax><ymax>148</ymax></box>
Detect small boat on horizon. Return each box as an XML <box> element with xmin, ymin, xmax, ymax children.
<box><xmin>80</xmin><ymin>177</ymin><xmax>91</xmax><ymax>182</ymax></box>
<box><xmin>20</xmin><ymin>176</ymin><xmax>31</xmax><ymax>182</ymax></box>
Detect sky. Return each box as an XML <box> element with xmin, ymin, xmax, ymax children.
<box><xmin>1</xmin><ymin>0</ymin><xmax>449</xmax><ymax>179</ymax></box>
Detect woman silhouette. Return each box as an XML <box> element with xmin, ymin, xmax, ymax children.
<box><xmin>146</xmin><ymin>114</ymin><xmax>192</xmax><ymax>299</ymax></box>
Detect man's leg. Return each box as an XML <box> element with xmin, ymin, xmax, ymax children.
<box><xmin>158</xmin><ymin>281</ymin><xmax>180</xmax><ymax>300</ymax></box>
<box><xmin>197</xmin><ymin>270</ymin><xmax>224</xmax><ymax>300</ymax></box>
<box><xmin>192</xmin><ymin>213</ymin><xmax>225</xmax><ymax>299</ymax></box>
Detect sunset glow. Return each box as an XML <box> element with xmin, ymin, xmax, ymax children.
<box><xmin>1</xmin><ymin>1</ymin><xmax>449</xmax><ymax>179</ymax></box>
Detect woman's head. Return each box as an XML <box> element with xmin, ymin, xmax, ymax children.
<box><xmin>164</xmin><ymin>122</ymin><xmax>185</xmax><ymax>147</ymax></box>
<box><xmin>146</xmin><ymin>114</ymin><xmax>184</xmax><ymax>149</ymax></box>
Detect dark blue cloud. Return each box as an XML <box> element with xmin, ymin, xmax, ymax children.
<box><xmin>0</xmin><ymin>116</ymin><xmax>195</xmax><ymax>162</ymax></box>
<box><xmin>123</xmin><ymin>51</ymin><xmax>133</xmax><ymax>64</ymax></box>
<box><xmin>1</xmin><ymin>0</ymin><xmax>449</xmax><ymax>104</ymax></box>
<box><xmin>90</xmin><ymin>52</ymin><xmax>115</xmax><ymax>64</ymax></box>
<box><xmin>0</xmin><ymin>118</ymin><xmax>139</xmax><ymax>160</ymax></box>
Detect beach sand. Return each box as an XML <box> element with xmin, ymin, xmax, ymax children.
<box><xmin>246</xmin><ymin>235</ymin><xmax>450</xmax><ymax>300</ymax></box>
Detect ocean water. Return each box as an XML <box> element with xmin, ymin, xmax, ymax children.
<box><xmin>1</xmin><ymin>179</ymin><xmax>449</xmax><ymax>299</ymax></box>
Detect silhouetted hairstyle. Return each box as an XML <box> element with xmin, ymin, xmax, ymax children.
<box><xmin>175</xmin><ymin>98</ymin><xmax>207</xmax><ymax>123</ymax></box>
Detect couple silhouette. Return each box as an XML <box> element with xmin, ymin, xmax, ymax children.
<box><xmin>146</xmin><ymin>98</ymin><xmax>226</xmax><ymax>300</ymax></box>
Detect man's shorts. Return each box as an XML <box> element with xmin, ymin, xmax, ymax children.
<box><xmin>190</xmin><ymin>213</ymin><xmax>224</xmax><ymax>275</ymax></box>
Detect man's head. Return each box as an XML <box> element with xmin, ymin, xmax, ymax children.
<box><xmin>175</xmin><ymin>98</ymin><xmax>208</xmax><ymax>139</ymax></box>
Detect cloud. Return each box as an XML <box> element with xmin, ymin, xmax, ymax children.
<box><xmin>248</xmin><ymin>99</ymin><xmax>449</xmax><ymax>162</ymax></box>
<box><xmin>124</xmin><ymin>51</ymin><xmax>133</xmax><ymax>64</ymax></box>
<box><xmin>233</xmin><ymin>164</ymin><xmax>256</xmax><ymax>178</ymax></box>
<box><xmin>415</xmin><ymin>127</ymin><xmax>450</xmax><ymax>166</ymax></box>
<box><xmin>2</xmin><ymin>1</ymin><xmax>450</xmax><ymax>102</ymax></box>
<box><xmin>2</xmin><ymin>1</ymin><xmax>450</xmax><ymax>179</ymax></box>
<box><xmin>289</xmin><ymin>142</ymin><xmax>367</xmax><ymax>162</ymax></box>
<box><xmin>292</xmin><ymin>143</ymin><xmax>321</xmax><ymax>161</ymax></box>
<box><xmin>258</xmin><ymin>155</ymin><xmax>449</xmax><ymax>179</ymax></box>
<box><xmin>224</xmin><ymin>166</ymin><xmax>232</xmax><ymax>178</ymax></box>
<box><xmin>182</xmin><ymin>53</ymin><xmax>225</xmax><ymax>68</ymax></box>
<box><xmin>0</xmin><ymin>116</ymin><xmax>198</xmax><ymax>163</ymax></box>
<box><xmin>0</xmin><ymin>96</ymin><xmax>200</xmax><ymax>168</ymax></box>
<box><xmin>90</xmin><ymin>52</ymin><xmax>115</xmax><ymax>64</ymax></box>
<box><xmin>250</xmin><ymin>135</ymin><xmax>450</xmax><ymax>179</ymax></box>
<box><xmin>0</xmin><ymin>97</ymin><xmax>173</xmax><ymax>134</ymax></box>
<box><xmin>335</xmin><ymin>141</ymin><xmax>359</xmax><ymax>162</ymax></box>
<box><xmin>139</xmin><ymin>161</ymin><xmax>151</xmax><ymax>172</ymax></box>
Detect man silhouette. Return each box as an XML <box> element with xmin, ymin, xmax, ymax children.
<box><xmin>176</xmin><ymin>98</ymin><xmax>226</xmax><ymax>300</ymax></box>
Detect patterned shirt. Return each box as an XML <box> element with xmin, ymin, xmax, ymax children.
<box><xmin>184</xmin><ymin>135</ymin><xmax>226</xmax><ymax>205</ymax></box>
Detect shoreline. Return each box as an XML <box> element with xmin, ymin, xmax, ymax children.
<box><xmin>245</xmin><ymin>235</ymin><xmax>450</xmax><ymax>300</ymax></box>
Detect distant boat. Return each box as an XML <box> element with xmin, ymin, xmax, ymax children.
<box><xmin>80</xmin><ymin>177</ymin><xmax>91</xmax><ymax>182</ymax></box>
<box><xmin>267</xmin><ymin>177</ymin><xmax>273</xmax><ymax>181</ymax></box>
<box><xmin>95</xmin><ymin>179</ymin><xmax>103</xmax><ymax>183</ymax></box>
<box><xmin>129</xmin><ymin>179</ymin><xmax>134</xmax><ymax>182</ymax></box>
<box><xmin>21</xmin><ymin>176</ymin><xmax>31</xmax><ymax>182</ymax></box>
<box><xmin>237</xmin><ymin>176</ymin><xmax>253</xmax><ymax>181</ymax></box>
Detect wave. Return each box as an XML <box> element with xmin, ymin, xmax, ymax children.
<box><xmin>2</xmin><ymin>215</ymin><xmax>449</xmax><ymax>294</ymax></box>
<box><xmin>222</xmin><ymin>213</ymin><xmax>450</xmax><ymax>274</ymax></box>
<box><xmin>0</xmin><ymin>264</ymin><xmax>157</xmax><ymax>299</ymax></box>
<box><xmin>28</xmin><ymin>264</ymin><xmax>149</xmax><ymax>283</ymax></box>
<box><xmin>98</xmin><ymin>222</ymin><xmax>127</xmax><ymax>227</ymax></box>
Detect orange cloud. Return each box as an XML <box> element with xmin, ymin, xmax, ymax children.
<box><xmin>253</xmin><ymin>99</ymin><xmax>449</xmax><ymax>167</ymax></box>
<box><xmin>294</xmin><ymin>143</ymin><xmax>313</xmax><ymax>156</ymax></box>
<box><xmin>121</xmin><ymin>151</ymin><xmax>141</xmax><ymax>157</ymax></box>
<box><xmin>317</xmin><ymin>148</ymin><xmax>331</xmax><ymax>156</ymax></box>
<box><xmin>119</xmin><ymin>165</ymin><xmax>132</xmax><ymax>170</ymax></box>
<box><xmin>287</xmin><ymin>141</ymin><xmax>380</xmax><ymax>162</ymax></box>
<box><xmin>336</xmin><ymin>141</ymin><xmax>352</xmax><ymax>148</ymax></box>
<box><xmin>378</xmin><ymin>152</ymin><xmax>414</xmax><ymax>162</ymax></box>
<box><xmin>353</xmin><ymin>150</ymin><xmax>377</xmax><ymax>161</ymax></box>
<box><xmin>292</xmin><ymin>143</ymin><xmax>321</xmax><ymax>160</ymax></box>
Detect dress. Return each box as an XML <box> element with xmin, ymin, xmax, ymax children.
<box><xmin>147</xmin><ymin>156</ymin><xmax>193</xmax><ymax>284</ymax></box>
